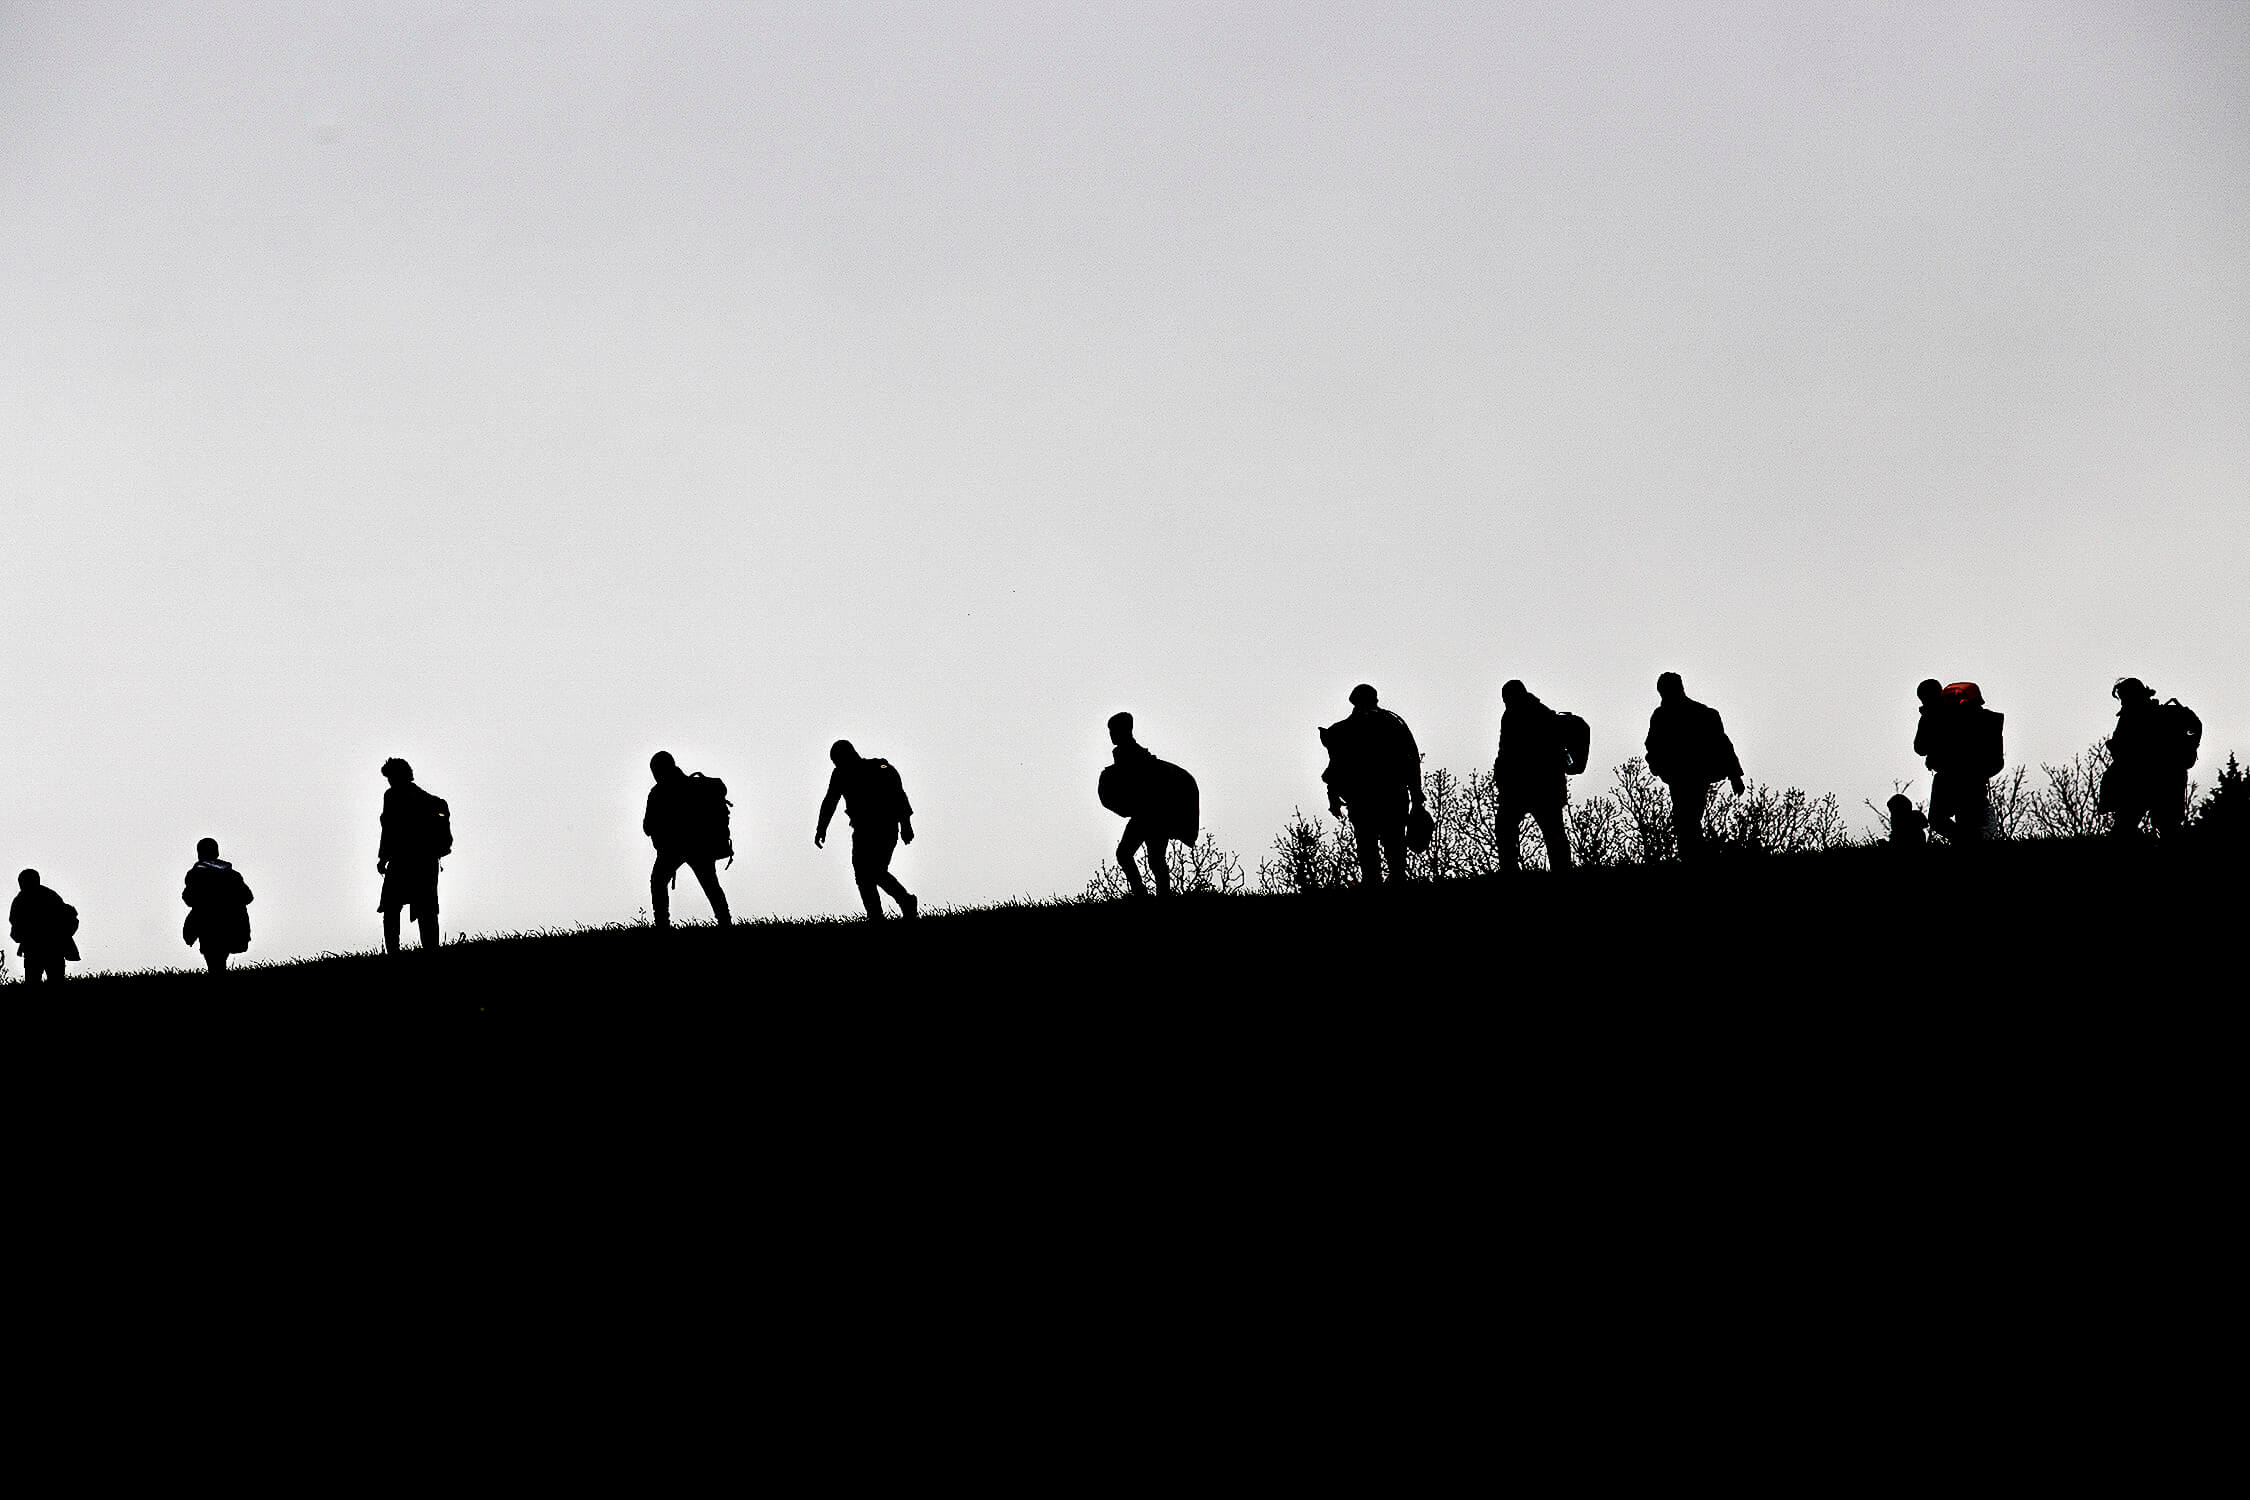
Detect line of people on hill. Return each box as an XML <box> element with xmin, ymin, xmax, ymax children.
<box><xmin>5</xmin><ymin>675</ymin><xmax>2210</xmax><ymax>982</ymax></box>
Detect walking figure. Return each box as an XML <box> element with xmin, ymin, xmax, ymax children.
<box><xmin>2100</xmin><ymin>678</ymin><xmax>2200</xmax><ymax>838</ymax></box>
<box><xmin>644</xmin><ymin>751</ymin><xmax>733</xmax><ymax>929</ymax></box>
<box><xmin>1320</xmin><ymin>684</ymin><xmax>1426</xmax><ymax>887</ymax></box>
<box><xmin>377</xmin><ymin>757</ymin><xmax>450</xmax><ymax>954</ymax></box>
<box><xmin>1914</xmin><ymin>680</ymin><xmax>2004</xmax><ymax>844</ymax></box>
<box><xmin>816</xmin><ymin>740</ymin><xmax>919</xmax><ymax>921</ymax></box>
<box><xmin>181</xmin><ymin>838</ymin><xmax>253</xmax><ymax>974</ymax></box>
<box><xmin>1494</xmin><ymin>680</ymin><xmax>1574</xmax><ymax>872</ymax></box>
<box><xmin>1644</xmin><ymin>673</ymin><xmax>1745</xmax><ymax>861</ymax></box>
<box><xmin>1098</xmin><ymin>712</ymin><xmax>1200</xmax><ymax>897</ymax></box>
<box><xmin>10</xmin><ymin>870</ymin><xmax>79</xmax><ymax>985</ymax></box>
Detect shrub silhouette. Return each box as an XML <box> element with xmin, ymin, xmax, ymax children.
<box><xmin>1084</xmin><ymin>832</ymin><xmax>1246</xmax><ymax>901</ymax></box>
<box><xmin>2194</xmin><ymin>752</ymin><xmax>2247</xmax><ymax>846</ymax></box>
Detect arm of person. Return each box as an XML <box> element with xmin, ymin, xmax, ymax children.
<box><xmin>815</xmin><ymin>773</ymin><xmax>842</xmax><ymax>848</ymax></box>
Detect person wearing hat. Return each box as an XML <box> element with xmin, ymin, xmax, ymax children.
<box><xmin>2102</xmin><ymin>678</ymin><xmax>2190</xmax><ymax>838</ymax></box>
<box><xmin>1320</xmin><ymin>684</ymin><xmax>1426</xmax><ymax>888</ymax></box>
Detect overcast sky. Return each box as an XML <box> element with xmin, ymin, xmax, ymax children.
<box><xmin>4</xmin><ymin>0</ymin><xmax>2244</xmax><ymax>973</ymax></box>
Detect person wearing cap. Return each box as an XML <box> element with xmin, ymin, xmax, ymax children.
<box><xmin>1913</xmin><ymin>679</ymin><xmax>2003</xmax><ymax>845</ymax></box>
<box><xmin>2102</xmin><ymin>677</ymin><xmax>2189</xmax><ymax>838</ymax></box>
<box><xmin>1319</xmin><ymin>684</ymin><xmax>1426</xmax><ymax>888</ymax></box>
<box><xmin>1644</xmin><ymin>672</ymin><xmax>1745</xmax><ymax>862</ymax></box>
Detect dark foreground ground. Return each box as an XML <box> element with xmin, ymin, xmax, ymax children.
<box><xmin>17</xmin><ymin>837</ymin><xmax>2236</xmax><ymax>1453</ymax></box>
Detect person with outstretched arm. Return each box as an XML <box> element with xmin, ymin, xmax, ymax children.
<box><xmin>816</xmin><ymin>740</ymin><xmax>919</xmax><ymax>922</ymax></box>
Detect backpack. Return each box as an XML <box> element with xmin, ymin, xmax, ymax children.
<box><xmin>683</xmin><ymin>772</ymin><xmax>734</xmax><ymax>861</ymax></box>
<box><xmin>866</xmin><ymin>759</ymin><xmax>910</xmax><ymax>820</ymax></box>
<box><xmin>1556</xmin><ymin>711</ymin><xmax>1592</xmax><ymax>776</ymax></box>
<box><xmin>424</xmin><ymin>792</ymin><xmax>453</xmax><ymax>858</ymax></box>
<box><xmin>2161</xmin><ymin>699</ymin><xmax>2203</xmax><ymax>769</ymax></box>
<box><xmin>1941</xmin><ymin>682</ymin><xmax>1984</xmax><ymax>709</ymax></box>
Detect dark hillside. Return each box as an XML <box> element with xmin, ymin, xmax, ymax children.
<box><xmin>28</xmin><ymin>837</ymin><xmax>2232</xmax><ymax>1396</ymax></box>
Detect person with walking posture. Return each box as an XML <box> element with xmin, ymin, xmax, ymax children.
<box><xmin>1098</xmin><ymin>712</ymin><xmax>1200</xmax><ymax>897</ymax></box>
<box><xmin>1643</xmin><ymin>673</ymin><xmax>1745</xmax><ymax>862</ymax></box>
<box><xmin>1914</xmin><ymin>680</ymin><xmax>2004</xmax><ymax>844</ymax></box>
<box><xmin>2101</xmin><ymin>678</ymin><xmax>2198</xmax><ymax>838</ymax></box>
<box><xmin>816</xmin><ymin>740</ymin><xmax>919</xmax><ymax>922</ymax></box>
<box><xmin>1494</xmin><ymin>680</ymin><xmax>1574</xmax><ymax>872</ymax></box>
<box><xmin>10</xmin><ymin>870</ymin><xmax>79</xmax><ymax>985</ymax></box>
<box><xmin>1320</xmin><ymin>684</ymin><xmax>1426</xmax><ymax>888</ymax></box>
<box><xmin>377</xmin><ymin>757</ymin><xmax>450</xmax><ymax>954</ymax></box>
<box><xmin>644</xmin><ymin>751</ymin><xmax>733</xmax><ymax>929</ymax></box>
<box><xmin>181</xmin><ymin>838</ymin><xmax>253</xmax><ymax>974</ymax></box>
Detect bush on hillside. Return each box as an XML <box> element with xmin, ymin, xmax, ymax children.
<box><xmin>1083</xmin><ymin>832</ymin><xmax>1247</xmax><ymax>901</ymax></box>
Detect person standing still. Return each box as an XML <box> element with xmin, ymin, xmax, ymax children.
<box><xmin>377</xmin><ymin>757</ymin><xmax>449</xmax><ymax>954</ymax></box>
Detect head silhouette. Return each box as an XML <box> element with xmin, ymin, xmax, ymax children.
<box><xmin>830</xmin><ymin>739</ymin><xmax>860</xmax><ymax>767</ymax></box>
<box><xmin>1107</xmin><ymin>712</ymin><xmax>1134</xmax><ymax>745</ymax></box>
<box><xmin>1887</xmin><ymin>793</ymin><xmax>1913</xmax><ymax>814</ymax></box>
<box><xmin>1656</xmin><ymin>672</ymin><xmax>1685</xmax><ymax>701</ymax></box>
<box><xmin>196</xmin><ymin>838</ymin><xmax>220</xmax><ymax>861</ymax></box>
<box><xmin>1917</xmin><ymin>679</ymin><xmax>1943</xmax><ymax>707</ymax></box>
<box><xmin>381</xmin><ymin>757</ymin><xmax>414</xmax><ymax>784</ymax></box>
<box><xmin>18</xmin><ymin>870</ymin><xmax>38</xmax><ymax>892</ymax></box>
<box><xmin>650</xmin><ymin>750</ymin><xmax>680</xmax><ymax>781</ymax></box>
<box><xmin>1348</xmin><ymin>684</ymin><xmax>1378</xmax><ymax>709</ymax></box>
<box><xmin>1501</xmin><ymin>679</ymin><xmax>1528</xmax><ymax>708</ymax></box>
<box><xmin>2113</xmin><ymin>677</ymin><xmax>2152</xmax><ymax>703</ymax></box>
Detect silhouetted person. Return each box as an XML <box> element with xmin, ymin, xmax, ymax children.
<box><xmin>816</xmin><ymin>740</ymin><xmax>919</xmax><ymax>921</ymax></box>
<box><xmin>1644</xmin><ymin>672</ymin><xmax>1745</xmax><ymax>861</ymax></box>
<box><xmin>2101</xmin><ymin>678</ymin><xmax>2191</xmax><ymax>839</ymax></box>
<box><xmin>1098</xmin><ymin>712</ymin><xmax>1201</xmax><ymax>898</ymax></box>
<box><xmin>1886</xmin><ymin>794</ymin><xmax>1928</xmax><ymax>849</ymax></box>
<box><xmin>10</xmin><ymin>870</ymin><xmax>78</xmax><ymax>985</ymax></box>
<box><xmin>1320</xmin><ymin>685</ymin><xmax>1426</xmax><ymax>888</ymax></box>
<box><xmin>181</xmin><ymin>838</ymin><xmax>253</xmax><ymax>974</ymax></box>
<box><xmin>1494</xmin><ymin>680</ymin><xmax>1573</xmax><ymax>872</ymax></box>
<box><xmin>1914</xmin><ymin>679</ymin><xmax>2004</xmax><ymax>845</ymax></box>
<box><xmin>377</xmin><ymin>757</ymin><xmax>449</xmax><ymax>954</ymax></box>
<box><xmin>644</xmin><ymin>751</ymin><xmax>733</xmax><ymax>930</ymax></box>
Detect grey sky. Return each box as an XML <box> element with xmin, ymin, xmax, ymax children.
<box><xmin>4</xmin><ymin>1</ymin><xmax>2244</xmax><ymax>972</ymax></box>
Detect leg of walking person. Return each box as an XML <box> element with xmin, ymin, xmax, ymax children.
<box><xmin>1536</xmin><ymin>803</ymin><xmax>1573</xmax><ymax>871</ymax></box>
<box><xmin>853</xmin><ymin>829</ymin><xmax>896</xmax><ymax>920</ymax></box>
<box><xmin>650</xmin><ymin>853</ymin><xmax>680</xmax><ymax>928</ymax></box>
<box><xmin>383</xmin><ymin>908</ymin><xmax>403</xmax><ymax>955</ymax></box>
<box><xmin>1117</xmin><ymin>825</ymin><xmax>1151</xmax><ymax>896</ymax></box>
<box><xmin>1146</xmin><ymin>834</ymin><xmax>1174</xmax><ymax>896</ymax></box>
<box><xmin>1349</xmin><ymin>813</ymin><xmax>1384</xmax><ymax>887</ymax></box>
<box><xmin>1496</xmin><ymin>792</ymin><xmax>1524</xmax><ymax>873</ymax></box>
<box><xmin>688</xmin><ymin>858</ymin><xmax>731</xmax><ymax>925</ymax></box>
<box><xmin>1670</xmin><ymin>780</ymin><xmax>1708</xmax><ymax>861</ymax></box>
